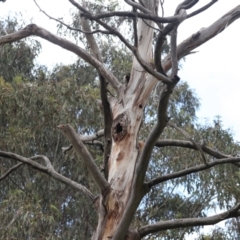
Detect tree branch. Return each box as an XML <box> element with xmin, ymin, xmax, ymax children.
<box><xmin>155</xmin><ymin>139</ymin><xmax>236</xmax><ymax>162</ymax></box>
<box><xmin>33</xmin><ymin>0</ymin><xmax>109</xmax><ymax>35</ymax></box>
<box><xmin>133</xmin><ymin>48</ymin><xmax>172</xmax><ymax>84</ymax></box>
<box><xmin>124</xmin><ymin>0</ymin><xmax>152</xmax><ymax>14</ymax></box>
<box><xmin>0</xmin><ymin>24</ymin><xmax>121</xmax><ymax>91</ymax></box>
<box><xmin>70</xmin><ymin>0</ymin><xmax>172</xmax><ymax>84</ymax></box>
<box><xmin>57</xmin><ymin>124</ymin><xmax>109</xmax><ymax>193</ymax></box>
<box><xmin>80</xmin><ymin>1</ymin><xmax>113</xmax><ymax>180</ymax></box>
<box><xmin>168</xmin><ymin>123</ymin><xmax>207</xmax><ymax>165</ymax></box>
<box><xmin>170</xmin><ymin>10</ymin><xmax>187</xmax><ymax>77</ymax></box>
<box><xmin>147</xmin><ymin>156</ymin><xmax>240</xmax><ymax>188</ymax></box>
<box><xmin>187</xmin><ymin>0</ymin><xmax>218</xmax><ymax>19</ymax></box>
<box><xmin>81</xmin><ymin>11</ymin><xmax>180</xmax><ymax>24</ymax></box>
<box><xmin>61</xmin><ymin>129</ymin><xmax>104</xmax><ymax>154</ymax></box>
<box><xmin>175</xmin><ymin>0</ymin><xmax>199</xmax><ymax>15</ymax></box>
<box><xmin>69</xmin><ymin>0</ymin><xmax>133</xmax><ymax>50</ymax></box>
<box><xmin>139</xmin><ymin>203</ymin><xmax>240</xmax><ymax>237</ymax></box>
<box><xmin>132</xmin><ymin>5</ymin><xmax>138</xmax><ymax>47</ymax></box>
<box><xmin>162</xmin><ymin>5</ymin><xmax>240</xmax><ymax>72</ymax></box>
<box><xmin>0</xmin><ymin>162</ymin><xmax>24</xmax><ymax>181</ymax></box>
<box><xmin>0</xmin><ymin>151</ymin><xmax>95</xmax><ymax>200</ymax></box>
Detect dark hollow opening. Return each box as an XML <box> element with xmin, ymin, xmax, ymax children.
<box><xmin>116</xmin><ymin>123</ymin><xmax>123</xmax><ymax>133</ymax></box>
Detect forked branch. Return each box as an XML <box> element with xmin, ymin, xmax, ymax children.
<box><xmin>0</xmin><ymin>24</ymin><xmax>121</xmax><ymax>91</ymax></box>
<box><xmin>0</xmin><ymin>162</ymin><xmax>24</xmax><ymax>181</ymax></box>
<box><xmin>57</xmin><ymin>124</ymin><xmax>109</xmax><ymax>193</ymax></box>
<box><xmin>147</xmin><ymin>156</ymin><xmax>240</xmax><ymax>188</ymax></box>
<box><xmin>162</xmin><ymin>5</ymin><xmax>240</xmax><ymax>71</ymax></box>
<box><xmin>0</xmin><ymin>151</ymin><xmax>95</xmax><ymax>200</ymax></box>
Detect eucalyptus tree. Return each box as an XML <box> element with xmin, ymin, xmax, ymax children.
<box><xmin>1</xmin><ymin>1</ymin><xmax>240</xmax><ymax>240</ymax></box>
<box><xmin>0</xmin><ymin>17</ymin><xmax>41</xmax><ymax>82</ymax></box>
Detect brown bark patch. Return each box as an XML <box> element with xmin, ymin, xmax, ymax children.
<box><xmin>116</xmin><ymin>151</ymin><xmax>125</xmax><ymax>161</ymax></box>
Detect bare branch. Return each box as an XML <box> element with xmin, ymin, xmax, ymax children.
<box><xmin>0</xmin><ymin>24</ymin><xmax>121</xmax><ymax>91</ymax></box>
<box><xmin>133</xmin><ymin>48</ymin><xmax>172</xmax><ymax>84</ymax></box>
<box><xmin>57</xmin><ymin>124</ymin><xmax>109</xmax><ymax>193</ymax></box>
<box><xmin>70</xmin><ymin>0</ymin><xmax>173</xmax><ymax>85</ymax></box>
<box><xmin>70</xmin><ymin>0</ymin><xmax>135</xmax><ymax>50</ymax></box>
<box><xmin>154</xmin><ymin>27</ymin><xmax>170</xmax><ymax>76</ymax></box>
<box><xmin>133</xmin><ymin>6</ymin><xmax>138</xmax><ymax>47</ymax></box>
<box><xmin>124</xmin><ymin>0</ymin><xmax>151</xmax><ymax>14</ymax></box>
<box><xmin>5</xmin><ymin>207</ymin><xmax>23</xmax><ymax>229</ymax></box>
<box><xmin>139</xmin><ymin>203</ymin><xmax>240</xmax><ymax>237</ymax></box>
<box><xmin>85</xmin><ymin>140</ymin><xmax>104</xmax><ymax>152</ymax></box>
<box><xmin>70</xmin><ymin>0</ymin><xmax>172</xmax><ymax>84</ymax></box>
<box><xmin>168</xmin><ymin>123</ymin><xmax>207</xmax><ymax>165</ymax></box>
<box><xmin>80</xmin><ymin>1</ymin><xmax>113</xmax><ymax>180</ymax></box>
<box><xmin>33</xmin><ymin>0</ymin><xmax>109</xmax><ymax>35</ymax></box>
<box><xmin>188</xmin><ymin>0</ymin><xmax>218</xmax><ymax>19</ymax></box>
<box><xmin>136</xmin><ymin>75</ymin><xmax>180</xmax><ymax>187</ymax></box>
<box><xmin>0</xmin><ymin>151</ymin><xmax>95</xmax><ymax>200</ymax></box>
<box><xmin>175</xmin><ymin>0</ymin><xmax>199</xmax><ymax>15</ymax></box>
<box><xmin>155</xmin><ymin>138</ymin><xmax>240</xmax><ymax>168</ymax></box>
<box><xmin>61</xmin><ymin>129</ymin><xmax>104</xmax><ymax>154</ymax></box>
<box><xmin>169</xmin><ymin>10</ymin><xmax>187</xmax><ymax>77</ymax></box>
<box><xmin>81</xmin><ymin>11</ymin><xmax>180</xmax><ymax>24</ymax></box>
<box><xmin>162</xmin><ymin>5</ymin><xmax>240</xmax><ymax>72</ymax></box>
<box><xmin>0</xmin><ymin>162</ymin><xmax>24</xmax><ymax>181</ymax></box>
<box><xmin>147</xmin><ymin>157</ymin><xmax>240</xmax><ymax>188</ymax></box>
<box><xmin>154</xmin><ymin>10</ymin><xmax>186</xmax><ymax>78</ymax></box>
<box><xmin>81</xmin><ymin>129</ymin><xmax>104</xmax><ymax>142</ymax></box>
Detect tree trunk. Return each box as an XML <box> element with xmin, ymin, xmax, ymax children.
<box><xmin>93</xmin><ymin>2</ymin><xmax>157</xmax><ymax>239</ymax></box>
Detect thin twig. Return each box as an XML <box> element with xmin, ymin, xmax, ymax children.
<box><xmin>0</xmin><ymin>163</ymin><xmax>24</xmax><ymax>180</ymax></box>
<box><xmin>34</xmin><ymin>0</ymin><xmax>109</xmax><ymax>35</ymax></box>
<box><xmin>168</xmin><ymin>122</ymin><xmax>208</xmax><ymax>165</ymax></box>
<box><xmin>188</xmin><ymin>0</ymin><xmax>218</xmax><ymax>19</ymax></box>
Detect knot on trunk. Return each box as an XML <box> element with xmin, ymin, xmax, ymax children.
<box><xmin>112</xmin><ymin>113</ymin><xmax>128</xmax><ymax>142</ymax></box>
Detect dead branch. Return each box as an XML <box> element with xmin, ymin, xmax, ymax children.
<box><xmin>175</xmin><ymin>0</ymin><xmax>199</xmax><ymax>15</ymax></box>
<box><xmin>0</xmin><ymin>151</ymin><xmax>95</xmax><ymax>200</ymax></box>
<box><xmin>0</xmin><ymin>24</ymin><xmax>121</xmax><ymax>92</ymax></box>
<box><xmin>33</xmin><ymin>0</ymin><xmax>109</xmax><ymax>35</ymax></box>
<box><xmin>61</xmin><ymin>129</ymin><xmax>104</xmax><ymax>154</ymax></box>
<box><xmin>139</xmin><ymin>203</ymin><xmax>240</xmax><ymax>237</ymax></box>
<box><xmin>147</xmin><ymin>157</ymin><xmax>240</xmax><ymax>188</ymax></box>
<box><xmin>170</xmin><ymin>10</ymin><xmax>187</xmax><ymax>77</ymax></box>
<box><xmin>80</xmin><ymin>1</ymin><xmax>113</xmax><ymax>180</ymax></box>
<box><xmin>81</xmin><ymin>11</ymin><xmax>180</xmax><ymax>24</ymax></box>
<box><xmin>124</xmin><ymin>0</ymin><xmax>152</xmax><ymax>14</ymax></box>
<box><xmin>162</xmin><ymin>5</ymin><xmax>240</xmax><ymax>72</ymax></box>
<box><xmin>188</xmin><ymin>0</ymin><xmax>218</xmax><ymax>19</ymax></box>
<box><xmin>168</xmin><ymin>123</ymin><xmax>207</xmax><ymax>165</ymax></box>
<box><xmin>57</xmin><ymin>124</ymin><xmax>109</xmax><ymax>193</ymax></box>
<box><xmin>0</xmin><ymin>162</ymin><xmax>24</xmax><ymax>181</ymax></box>
<box><xmin>155</xmin><ymin>138</ymin><xmax>237</xmax><ymax>163</ymax></box>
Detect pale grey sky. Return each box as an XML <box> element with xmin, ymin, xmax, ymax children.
<box><xmin>1</xmin><ymin>0</ymin><xmax>240</xmax><ymax>142</ymax></box>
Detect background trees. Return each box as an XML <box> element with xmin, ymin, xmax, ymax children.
<box><xmin>1</xmin><ymin>1</ymin><xmax>240</xmax><ymax>239</ymax></box>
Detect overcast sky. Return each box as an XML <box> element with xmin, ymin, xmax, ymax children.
<box><xmin>1</xmin><ymin>0</ymin><xmax>240</xmax><ymax>142</ymax></box>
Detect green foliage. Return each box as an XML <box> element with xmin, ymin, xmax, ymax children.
<box><xmin>0</xmin><ymin>16</ymin><xmax>41</xmax><ymax>82</ymax></box>
<box><xmin>0</xmin><ymin>76</ymin><xmax>103</xmax><ymax>239</ymax></box>
<box><xmin>195</xmin><ymin>227</ymin><xmax>232</xmax><ymax>240</ymax></box>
